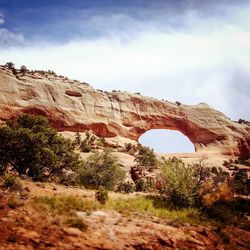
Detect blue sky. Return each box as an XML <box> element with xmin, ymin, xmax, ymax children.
<box><xmin>0</xmin><ymin>0</ymin><xmax>250</xmax><ymax>153</ymax></box>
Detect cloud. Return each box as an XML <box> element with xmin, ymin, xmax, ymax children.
<box><xmin>0</xmin><ymin>29</ymin><xmax>24</xmax><ymax>47</ymax></box>
<box><xmin>0</xmin><ymin>1</ymin><xmax>249</xmax><ymax>152</ymax></box>
<box><xmin>0</xmin><ymin>1</ymin><xmax>249</xmax><ymax>123</ymax></box>
<box><xmin>0</xmin><ymin>12</ymin><xmax>24</xmax><ymax>47</ymax></box>
<box><xmin>0</xmin><ymin>12</ymin><xmax>4</xmax><ymax>24</ymax></box>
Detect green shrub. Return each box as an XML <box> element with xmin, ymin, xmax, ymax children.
<box><xmin>5</xmin><ymin>62</ymin><xmax>15</xmax><ymax>69</ymax></box>
<box><xmin>77</xmin><ymin>148</ymin><xmax>125</xmax><ymax>190</ymax></box>
<box><xmin>202</xmin><ymin>198</ymin><xmax>248</xmax><ymax>226</ymax></box>
<box><xmin>116</xmin><ymin>181</ymin><xmax>135</xmax><ymax>193</ymax></box>
<box><xmin>159</xmin><ymin>157</ymin><xmax>198</xmax><ymax>208</ymax></box>
<box><xmin>0</xmin><ymin>114</ymin><xmax>82</xmax><ymax>181</ymax></box>
<box><xmin>80</xmin><ymin>140</ymin><xmax>92</xmax><ymax>152</ymax></box>
<box><xmin>135</xmin><ymin>144</ymin><xmax>158</xmax><ymax>166</ymax></box>
<box><xmin>47</xmin><ymin>70</ymin><xmax>56</xmax><ymax>75</ymax></box>
<box><xmin>97</xmin><ymin>137</ymin><xmax>107</xmax><ymax>147</ymax></box>
<box><xmin>74</xmin><ymin>132</ymin><xmax>81</xmax><ymax>146</ymax></box>
<box><xmin>135</xmin><ymin>178</ymin><xmax>149</xmax><ymax>192</ymax></box>
<box><xmin>3</xmin><ymin>174</ymin><xmax>17</xmax><ymax>189</ymax></box>
<box><xmin>123</xmin><ymin>143</ymin><xmax>138</xmax><ymax>155</ymax></box>
<box><xmin>124</xmin><ymin>143</ymin><xmax>133</xmax><ymax>152</ymax></box>
<box><xmin>12</xmin><ymin>68</ymin><xmax>18</xmax><ymax>75</ymax></box>
<box><xmin>79</xmin><ymin>132</ymin><xmax>97</xmax><ymax>152</ymax></box>
<box><xmin>20</xmin><ymin>65</ymin><xmax>28</xmax><ymax>73</ymax></box>
<box><xmin>233</xmin><ymin>170</ymin><xmax>249</xmax><ymax>195</ymax></box>
<box><xmin>95</xmin><ymin>187</ymin><xmax>108</xmax><ymax>204</ymax></box>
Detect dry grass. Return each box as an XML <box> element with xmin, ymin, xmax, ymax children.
<box><xmin>34</xmin><ymin>194</ymin><xmax>206</xmax><ymax>225</ymax></box>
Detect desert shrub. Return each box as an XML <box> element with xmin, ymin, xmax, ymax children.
<box><xmin>79</xmin><ymin>132</ymin><xmax>97</xmax><ymax>152</ymax></box>
<box><xmin>232</xmin><ymin>170</ymin><xmax>249</xmax><ymax>195</ymax></box>
<box><xmin>234</xmin><ymin>158</ymin><xmax>250</xmax><ymax>166</ymax></box>
<box><xmin>238</xmin><ymin>119</ymin><xmax>249</xmax><ymax>124</ymax></box>
<box><xmin>47</xmin><ymin>70</ymin><xmax>56</xmax><ymax>75</ymax></box>
<box><xmin>195</xmin><ymin>178</ymin><xmax>249</xmax><ymax>225</ymax></box>
<box><xmin>222</xmin><ymin>159</ymin><xmax>237</xmax><ymax>170</ymax></box>
<box><xmin>77</xmin><ymin>148</ymin><xmax>125</xmax><ymax>190</ymax></box>
<box><xmin>5</xmin><ymin>62</ymin><xmax>15</xmax><ymax>69</ymax></box>
<box><xmin>202</xmin><ymin>199</ymin><xmax>247</xmax><ymax>225</ymax></box>
<box><xmin>80</xmin><ymin>141</ymin><xmax>92</xmax><ymax>152</ymax></box>
<box><xmin>135</xmin><ymin>178</ymin><xmax>149</xmax><ymax>192</ymax></box>
<box><xmin>20</xmin><ymin>65</ymin><xmax>28</xmax><ymax>73</ymax></box>
<box><xmin>116</xmin><ymin>181</ymin><xmax>135</xmax><ymax>193</ymax></box>
<box><xmin>3</xmin><ymin>174</ymin><xmax>17</xmax><ymax>189</ymax></box>
<box><xmin>159</xmin><ymin>157</ymin><xmax>235</xmax><ymax>209</ymax></box>
<box><xmin>5</xmin><ymin>62</ymin><xmax>17</xmax><ymax>75</ymax></box>
<box><xmin>159</xmin><ymin>157</ymin><xmax>199</xmax><ymax>208</ymax></box>
<box><xmin>135</xmin><ymin>144</ymin><xmax>158</xmax><ymax>166</ymax></box>
<box><xmin>124</xmin><ymin>143</ymin><xmax>133</xmax><ymax>152</ymax></box>
<box><xmin>12</xmin><ymin>68</ymin><xmax>17</xmax><ymax>75</ymax></box>
<box><xmin>192</xmin><ymin>156</ymin><xmax>212</xmax><ymax>184</ymax></box>
<box><xmin>123</xmin><ymin>143</ymin><xmax>138</xmax><ymax>155</ymax></box>
<box><xmin>96</xmin><ymin>137</ymin><xmax>107</xmax><ymax>147</ymax></box>
<box><xmin>0</xmin><ymin>114</ymin><xmax>82</xmax><ymax>181</ymax></box>
<box><xmin>198</xmin><ymin>180</ymin><xmax>234</xmax><ymax>207</ymax></box>
<box><xmin>95</xmin><ymin>187</ymin><xmax>108</xmax><ymax>204</ymax></box>
<box><xmin>74</xmin><ymin>132</ymin><xmax>81</xmax><ymax>146</ymax></box>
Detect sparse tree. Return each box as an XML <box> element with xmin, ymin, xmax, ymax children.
<box><xmin>74</xmin><ymin>132</ymin><xmax>81</xmax><ymax>146</ymax></box>
<box><xmin>0</xmin><ymin>114</ymin><xmax>82</xmax><ymax>181</ymax></box>
<box><xmin>159</xmin><ymin>157</ymin><xmax>198</xmax><ymax>207</ymax></box>
<box><xmin>5</xmin><ymin>62</ymin><xmax>15</xmax><ymax>69</ymax></box>
<box><xmin>77</xmin><ymin>148</ymin><xmax>125</xmax><ymax>190</ymax></box>
<box><xmin>20</xmin><ymin>65</ymin><xmax>28</xmax><ymax>73</ymax></box>
<box><xmin>135</xmin><ymin>144</ymin><xmax>158</xmax><ymax>166</ymax></box>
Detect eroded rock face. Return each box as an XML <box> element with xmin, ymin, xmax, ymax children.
<box><xmin>0</xmin><ymin>66</ymin><xmax>249</xmax><ymax>158</ymax></box>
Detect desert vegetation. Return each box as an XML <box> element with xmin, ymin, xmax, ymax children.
<box><xmin>0</xmin><ymin>114</ymin><xmax>249</xmax><ymax>248</ymax></box>
<box><xmin>76</xmin><ymin>148</ymin><xmax>125</xmax><ymax>190</ymax></box>
<box><xmin>0</xmin><ymin>114</ymin><xmax>81</xmax><ymax>181</ymax></box>
<box><xmin>74</xmin><ymin>131</ymin><xmax>107</xmax><ymax>152</ymax></box>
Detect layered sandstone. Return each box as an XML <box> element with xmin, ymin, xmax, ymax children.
<box><xmin>0</xmin><ymin>66</ymin><xmax>249</xmax><ymax>158</ymax></box>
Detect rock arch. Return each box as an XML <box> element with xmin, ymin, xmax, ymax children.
<box><xmin>0</xmin><ymin>67</ymin><xmax>249</xmax><ymax>158</ymax></box>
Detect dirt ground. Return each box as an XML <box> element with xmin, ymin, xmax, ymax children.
<box><xmin>0</xmin><ymin>179</ymin><xmax>249</xmax><ymax>250</ymax></box>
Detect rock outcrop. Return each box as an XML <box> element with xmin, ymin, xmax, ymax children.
<box><xmin>0</xmin><ymin>66</ymin><xmax>249</xmax><ymax>158</ymax></box>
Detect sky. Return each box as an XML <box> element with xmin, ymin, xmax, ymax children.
<box><xmin>0</xmin><ymin>0</ymin><xmax>250</xmax><ymax>153</ymax></box>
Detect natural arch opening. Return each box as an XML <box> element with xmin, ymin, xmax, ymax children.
<box><xmin>139</xmin><ymin>129</ymin><xmax>195</xmax><ymax>153</ymax></box>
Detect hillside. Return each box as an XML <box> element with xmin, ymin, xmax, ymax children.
<box><xmin>0</xmin><ymin>179</ymin><xmax>249</xmax><ymax>250</ymax></box>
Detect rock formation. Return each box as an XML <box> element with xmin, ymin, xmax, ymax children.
<box><xmin>0</xmin><ymin>66</ymin><xmax>249</xmax><ymax>158</ymax></box>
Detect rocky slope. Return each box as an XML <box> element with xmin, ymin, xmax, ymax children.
<box><xmin>0</xmin><ymin>66</ymin><xmax>249</xmax><ymax>158</ymax></box>
<box><xmin>1</xmin><ymin>179</ymin><xmax>249</xmax><ymax>250</ymax></box>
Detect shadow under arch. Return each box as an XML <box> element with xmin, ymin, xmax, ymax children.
<box><xmin>139</xmin><ymin>129</ymin><xmax>195</xmax><ymax>153</ymax></box>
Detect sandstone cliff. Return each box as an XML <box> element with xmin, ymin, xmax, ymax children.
<box><xmin>0</xmin><ymin>66</ymin><xmax>249</xmax><ymax>158</ymax></box>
